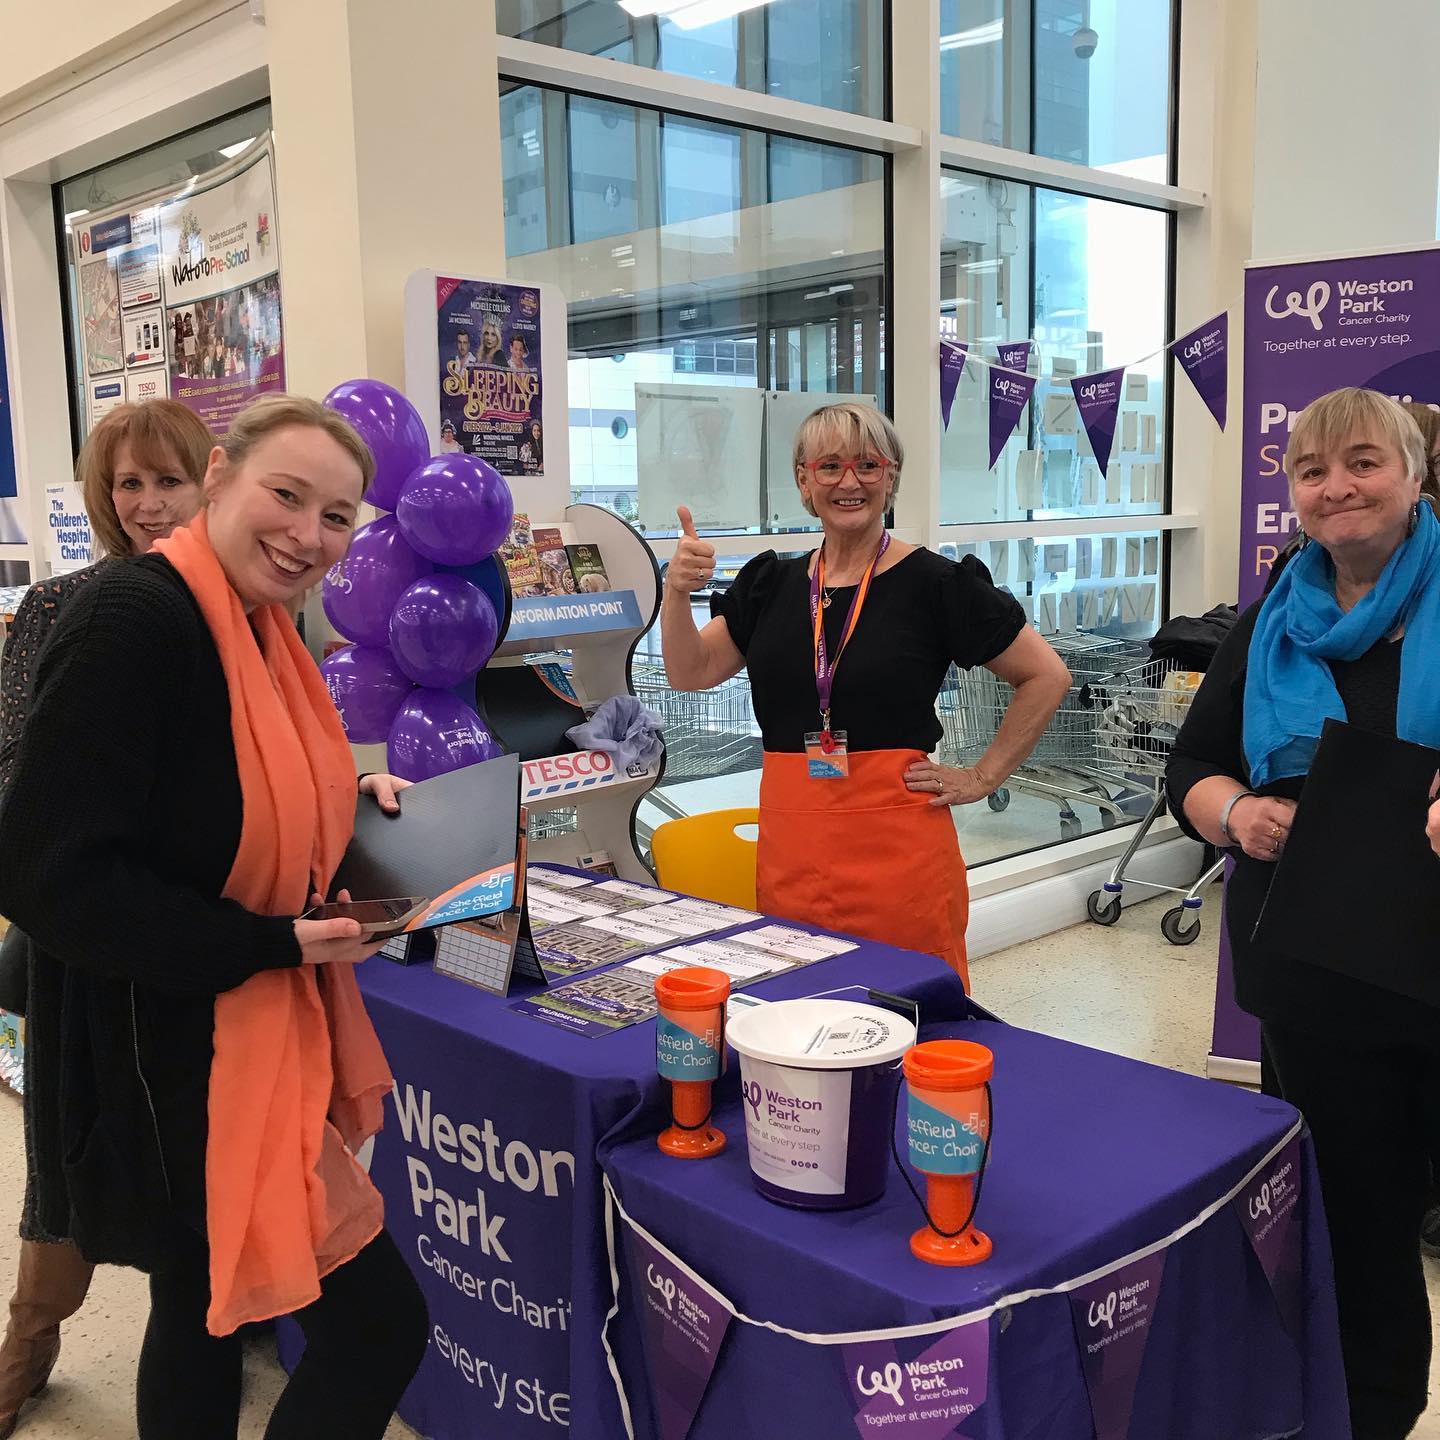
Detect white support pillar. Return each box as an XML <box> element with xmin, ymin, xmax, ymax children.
<box><xmin>888</xmin><ymin>0</ymin><xmax>942</xmax><ymax>549</ymax></box>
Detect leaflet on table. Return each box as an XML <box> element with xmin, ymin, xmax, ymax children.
<box><xmin>724</xmin><ymin>925</ymin><xmax>857</xmax><ymax>963</ymax></box>
<box><xmin>513</xmin><ymin>947</ymin><xmax>792</xmax><ymax>1037</ymax></box>
<box><xmin>536</xmin><ymin>922</ymin><xmax>657</xmax><ymax>979</ymax></box>
<box><xmin>526</xmin><ymin>866</ymin><xmax>598</xmax><ymax>891</ymax></box>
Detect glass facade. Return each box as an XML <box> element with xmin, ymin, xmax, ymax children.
<box><xmin>497</xmin><ymin>0</ymin><xmax>887</xmax><ymax>118</ymax></box>
<box><xmin>940</xmin><ymin>0</ymin><xmax>1174</xmax><ymax>179</ymax></box>
<box><xmin>940</xmin><ymin>169</ymin><xmax>1170</xmax><ymax>523</ymax></box>
<box><xmin>500</xmin><ymin>82</ymin><xmax>886</xmax><ymax>535</ymax></box>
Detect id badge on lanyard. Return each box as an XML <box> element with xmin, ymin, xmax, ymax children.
<box><xmin>808</xmin><ymin>532</ymin><xmax>888</xmax><ymax>781</ymax></box>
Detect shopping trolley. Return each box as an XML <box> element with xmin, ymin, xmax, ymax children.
<box><xmin>632</xmin><ymin>663</ymin><xmax>762</xmax><ymax>781</ymax></box>
<box><xmin>1082</xmin><ymin>660</ymin><xmax>1226</xmax><ymax>945</ymax></box>
<box><xmin>938</xmin><ymin>634</ymin><xmax>1157</xmax><ymax>840</ymax></box>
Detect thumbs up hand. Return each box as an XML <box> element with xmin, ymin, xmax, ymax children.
<box><xmin>668</xmin><ymin>506</ymin><xmax>716</xmax><ymax>596</ymax></box>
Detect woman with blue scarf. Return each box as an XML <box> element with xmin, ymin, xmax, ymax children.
<box><xmin>1168</xmin><ymin>387</ymin><xmax>1440</xmax><ymax>1440</ymax></box>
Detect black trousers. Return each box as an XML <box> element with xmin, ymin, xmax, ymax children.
<box><xmin>136</xmin><ymin>1228</ymin><xmax>428</xmax><ymax>1440</ymax></box>
<box><xmin>1264</xmin><ymin>1022</ymin><xmax>1438</xmax><ymax>1440</ymax></box>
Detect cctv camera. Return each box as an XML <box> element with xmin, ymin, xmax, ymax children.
<box><xmin>1073</xmin><ymin>25</ymin><xmax>1098</xmax><ymax>59</ymax></box>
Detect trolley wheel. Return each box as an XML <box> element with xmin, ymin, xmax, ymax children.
<box><xmin>1161</xmin><ymin>906</ymin><xmax>1202</xmax><ymax>947</ymax></box>
<box><xmin>1086</xmin><ymin>890</ymin><xmax>1122</xmax><ymax>926</ymax></box>
<box><xmin>986</xmin><ymin>788</ymin><xmax>1011</xmax><ymax>813</ymax></box>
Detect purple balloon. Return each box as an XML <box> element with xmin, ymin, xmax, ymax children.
<box><xmin>322</xmin><ymin>515</ymin><xmax>432</xmax><ymax>647</ymax></box>
<box><xmin>320</xmin><ymin>645</ymin><xmax>415</xmax><ymax>744</ymax></box>
<box><xmin>395</xmin><ymin>454</ymin><xmax>515</xmax><ymax>566</ymax></box>
<box><xmin>388</xmin><ymin>575</ymin><xmax>500</xmax><ymax>689</ymax></box>
<box><xmin>322</xmin><ymin>378</ymin><xmax>431</xmax><ymax>510</ymax></box>
<box><xmin>386</xmin><ymin>691</ymin><xmax>504</xmax><ymax>782</ymax></box>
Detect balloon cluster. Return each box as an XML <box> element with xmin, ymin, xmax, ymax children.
<box><xmin>318</xmin><ymin>379</ymin><xmax>515</xmax><ymax>782</ymax></box>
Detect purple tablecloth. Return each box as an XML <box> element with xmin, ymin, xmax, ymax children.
<box><xmin>301</xmin><ymin>915</ymin><xmax>981</xmax><ymax>1439</ymax></box>
<box><xmin>601</xmin><ymin>1021</ymin><xmax>1350</xmax><ymax>1440</ymax></box>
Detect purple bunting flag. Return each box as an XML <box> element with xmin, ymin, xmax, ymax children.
<box><xmin>1068</xmin><ymin>1249</ymin><xmax>1168</xmax><ymax>1440</ymax></box>
<box><xmin>988</xmin><ymin>340</ymin><xmax>1037</xmax><ymax>469</ymax></box>
<box><xmin>1171</xmin><ymin>311</ymin><xmax>1229</xmax><ymax>431</ymax></box>
<box><xmin>940</xmin><ymin>340</ymin><xmax>969</xmax><ymax>430</ymax></box>
<box><xmin>1234</xmin><ymin>1136</ymin><xmax>1304</xmax><ymax>1337</ymax></box>
<box><xmin>842</xmin><ymin>1320</ymin><xmax>989</xmax><ymax>1439</ymax></box>
<box><xmin>1071</xmin><ymin>367</ymin><xmax>1127</xmax><ymax>477</ymax></box>
<box><xmin>624</xmin><ymin>1228</ymin><xmax>732</xmax><ymax>1440</ymax></box>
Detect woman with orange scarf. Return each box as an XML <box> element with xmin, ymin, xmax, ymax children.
<box><xmin>0</xmin><ymin>395</ymin><xmax>427</xmax><ymax>1437</ymax></box>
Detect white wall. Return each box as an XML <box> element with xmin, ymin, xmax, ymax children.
<box><xmin>1251</xmin><ymin>0</ymin><xmax>1440</xmax><ymax>260</ymax></box>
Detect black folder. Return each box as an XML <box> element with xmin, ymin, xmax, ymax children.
<box><xmin>1251</xmin><ymin>719</ymin><xmax>1440</xmax><ymax>1004</ymax></box>
<box><xmin>335</xmin><ymin>754</ymin><xmax>523</xmax><ymax>928</ymax></box>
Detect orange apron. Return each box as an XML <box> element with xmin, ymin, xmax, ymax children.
<box><xmin>756</xmin><ymin>748</ymin><xmax>971</xmax><ymax>989</ymax></box>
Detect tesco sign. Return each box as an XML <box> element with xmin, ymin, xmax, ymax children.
<box><xmin>522</xmin><ymin>750</ymin><xmax>615</xmax><ymax>796</ymax></box>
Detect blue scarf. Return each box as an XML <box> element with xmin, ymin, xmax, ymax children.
<box><xmin>1243</xmin><ymin>501</ymin><xmax>1440</xmax><ymax>786</ymax></box>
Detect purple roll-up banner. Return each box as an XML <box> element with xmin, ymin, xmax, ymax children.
<box><xmin>842</xmin><ymin>1320</ymin><xmax>989</xmax><ymax>1440</ymax></box>
<box><xmin>940</xmin><ymin>339</ymin><xmax>969</xmax><ymax>430</ymax></box>
<box><xmin>988</xmin><ymin>340</ymin><xmax>1037</xmax><ymax>469</ymax></box>
<box><xmin>1234</xmin><ymin>1136</ymin><xmax>1304</xmax><ymax>1338</ymax></box>
<box><xmin>1067</xmin><ymin>1249</ymin><xmax>1168</xmax><ymax>1440</ymax></box>
<box><xmin>1171</xmin><ymin>311</ymin><xmax>1228</xmax><ymax>432</ymax></box>
<box><xmin>1071</xmin><ymin>367</ymin><xmax>1127</xmax><ymax>477</ymax></box>
<box><xmin>624</xmin><ymin>1229</ymin><xmax>732</xmax><ymax>1440</ymax></box>
<box><xmin>1211</xmin><ymin>244</ymin><xmax>1440</xmax><ymax>1075</ymax></box>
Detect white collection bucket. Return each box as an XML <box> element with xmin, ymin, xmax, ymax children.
<box><xmin>727</xmin><ymin>998</ymin><xmax>915</xmax><ymax>1210</ymax></box>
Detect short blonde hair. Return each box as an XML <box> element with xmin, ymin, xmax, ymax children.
<box><xmin>219</xmin><ymin>393</ymin><xmax>375</xmax><ymax>495</ymax></box>
<box><xmin>1285</xmin><ymin>387</ymin><xmax>1426</xmax><ymax>489</ymax></box>
<box><xmin>792</xmin><ymin>402</ymin><xmax>904</xmax><ymax>515</ymax></box>
<box><xmin>76</xmin><ymin>401</ymin><xmax>213</xmax><ymax>558</ymax></box>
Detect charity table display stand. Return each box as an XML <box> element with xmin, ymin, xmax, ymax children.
<box><xmin>280</xmin><ymin>877</ymin><xmax>977</xmax><ymax>1440</ymax></box>
<box><xmin>481</xmin><ymin>502</ymin><xmax>663</xmax><ymax>882</ymax></box>
<box><xmin>600</xmin><ymin>1021</ymin><xmax>1349</xmax><ymax>1440</ymax></box>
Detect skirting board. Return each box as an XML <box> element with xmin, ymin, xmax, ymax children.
<box><xmin>967</xmin><ymin>834</ymin><xmax>1205</xmax><ymax>962</ymax></box>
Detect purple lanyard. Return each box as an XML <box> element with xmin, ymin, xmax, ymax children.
<box><xmin>809</xmin><ymin>531</ymin><xmax>890</xmax><ymax>737</ymax></box>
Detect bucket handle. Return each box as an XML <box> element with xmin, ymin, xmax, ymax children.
<box><xmin>889</xmin><ymin>1076</ymin><xmax>994</xmax><ymax>1240</ymax></box>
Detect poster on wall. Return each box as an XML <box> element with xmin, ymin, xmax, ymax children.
<box><xmin>160</xmin><ymin>149</ymin><xmax>284</xmax><ymax>430</ymax></box>
<box><xmin>43</xmin><ymin>482</ymin><xmax>95</xmax><ymax>574</ymax></box>
<box><xmin>435</xmin><ymin>277</ymin><xmax>543</xmax><ymax>476</ymax></box>
<box><xmin>78</xmin><ymin>254</ymin><xmax>123</xmax><ymax>377</ymax></box>
<box><xmin>86</xmin><ymin>377</ymin><xmax>125</xmax><ymax>429</ymax></box>
<box><xmin>125</xmin><ymin>367</ymin><xmax>167</xmax><ymax>406</ymax></box>
<box><xmin>71</xmin><ymin>138</ymin><xmax>284</xmax><ymax>440</ymax></box>
<box><xmin>114</xmin><ymin>215</ymin><xmax>162</xmax><ymax>309</ymax></box>
<box><xmin>123</xmin><ymin>303</ymin><xmax>166</xmax><ymax>369</ymax></box>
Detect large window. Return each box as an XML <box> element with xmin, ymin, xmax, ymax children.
<box><xmin>497</xmin><ymin>0</ymin><xmax>887</xmax><ymax>118</ymax></box>
<box><xmin>500</xmin><ymin>83</ymin><xmax>886</xmax><ymax>535</ymax></box>
<box><xmin>940</xmin><ymin>0</ymin><xmax>1175</xmax><ymax>179</ymax></box>
<box><xmin>940</xmin><ymin>168</ymin><xmax>1170</xmax><ymax>524</ymax></box>
<box><xmin>497</xmin><ymin>0</ymin><xmax>1189</xmax><ymax>870</ymax></box>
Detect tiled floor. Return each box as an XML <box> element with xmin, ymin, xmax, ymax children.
<box><xmin>0</xmin><ymin>899</ymin><xmax>1436</xmax><ymax>1435</ymax></box>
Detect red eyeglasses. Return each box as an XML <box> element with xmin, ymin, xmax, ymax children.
<box><xmin>802</xmin><ymin>457</ymin><xmax>894</xmax><ymax>486</ymax></box>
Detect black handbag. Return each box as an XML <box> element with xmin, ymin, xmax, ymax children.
<box><xmin>0</xmin><ymin>924</ymin><xmax>29</xmax><ymax>1017</ymax></box>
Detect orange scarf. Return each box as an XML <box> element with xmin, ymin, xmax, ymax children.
<box><xmin>156</xmin><ymin>514</ymin><xmax>391</xmax><ymax>1336</ymax></box>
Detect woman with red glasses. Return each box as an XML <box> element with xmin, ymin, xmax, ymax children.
<box><xmin>661</xmin><ymin>401</ymin><xmax>1069</xmax><ymax>987</ymax></box>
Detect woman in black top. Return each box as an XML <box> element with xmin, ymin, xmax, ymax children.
<box><xmin>1167</xmin><ymin>387</ymin><xmax>1440</xmax><ymax>1440</ymax></box>
<box><xmin>662</xmin><ymin>402</ymin><xmax>1070</xmax><ymax>987</ymax></box>
<box><xmin>0</xmin><ymin>398</ymin><xmax>213</xmax><ymax>1438</ymax></box>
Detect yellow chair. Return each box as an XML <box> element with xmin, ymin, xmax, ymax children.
<box><xmin>651</xmin><ymin>808</ymin><xmax>759</xmax><ymax>910</ymax></box>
